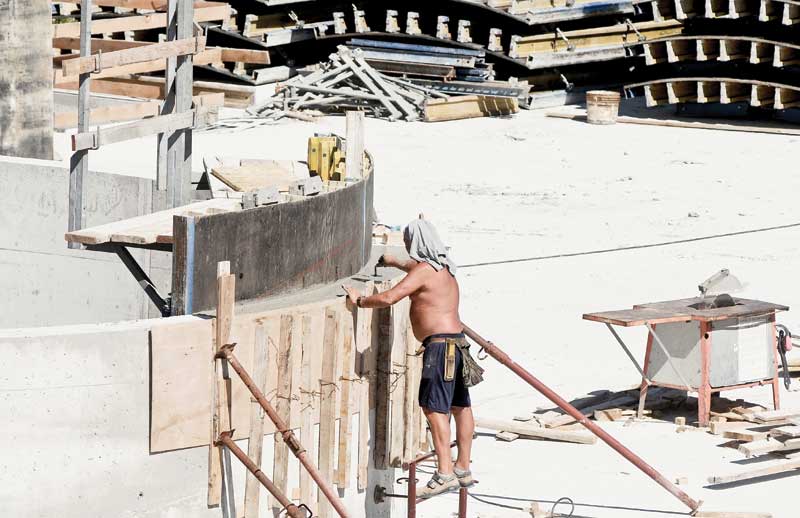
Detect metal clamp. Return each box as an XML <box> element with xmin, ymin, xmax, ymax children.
<box><xmin>625</xmin><ymin>19</ymin><xmax>645</xmax><ymax>41</ymax></box>
<box><xmin>559</xmin><ymin>73</ymin><xmax>574</xmax><ymax>92</ymax></box>
<box><xmin>92</xmin><ymin>49</ymin><xmax>104</xmax><ymax>73</ymax></box>
<box><xmin>555</xmin><ymin>28</ymin><xmax>575</xmax><ymax>51</ymax></box>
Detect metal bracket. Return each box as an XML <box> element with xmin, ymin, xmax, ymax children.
<box><xmin>605</xmin><ymin>323</ymin><xmax>650</xmax><ymax>382</ymax></box>
<box><xmin>89</xmin><ymin>244</ymin><xmax>171</xmax><ymax>316</ymax></box>
<box><xmin>625</xmin><ymin>19</ymin><xmax>645</xmax><ymax>41</ymax></box>
<box><xmin>92</xmin><ymin>49</ymin><xmax>104</xmax><ymax>73</ymax></box>
<box><xmin>555</xmin><ymin>28</ymin><xmax>575</xmax><ymax>51</ymax></box>
<box><xmin>559</xmin><ymin>73</ymin><xmax>574</xmax><ymax>91</ymax></box>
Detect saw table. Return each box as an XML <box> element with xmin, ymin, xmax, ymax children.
<box><xmin>584</xmin><ymin>297</ymin><xmax>789</xmax><ymax>426</ymax></box>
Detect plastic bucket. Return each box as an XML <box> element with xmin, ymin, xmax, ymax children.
<box><xmin>586</xmin><ymin>90</ymin><xmax>621</xmax><ymax>125</ymax></box>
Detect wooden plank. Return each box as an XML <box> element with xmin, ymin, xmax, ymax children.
<box><xmin>298</xmin><ymin>313</ymin><xmax>317</xmax><ymax>510</ymax></box>
<box><xmin>708</xmin><ymin>457</ymin><xmax>800</xmax><ymax>485</ymax></box>
<box><xmin>754</xmin><ymin>409</ymin><xmax>800</xmax><ymax>422</ymax></box>
<box><xmin>739</xmin><ymin>438</ymin><xmax>789</xmax><ymax>457</ymax></box>
<box><xmin>495</xmin><ymin>431</ymin><xmax>520</xmax><ymax>442</ymax></box>
<box><xmin>336</xmin><ymin>322</ymin><xmax>354</xmax><ymax>488</ymax></box>
<box><xmin>53</xmin><ymin>37</ymin><xmax>149</xmax><ymax>51</ymax></box>
<box><xmin>52</xmin><ymin>4</ymin><xmax>230</xmax><ymax>38</ymax></box>
<box><xmin>474</xmin><ymin>417</ymin><xmax>597</xmax><ymax>444</ymax></box>
<box><xmin>345</xmin><ymin>111</ymin><xmax>365</xmax><ymax>180</ymax></box>
<box><xmin>54</xmin><ymin>99</ymin><xmax>161</xmax><ymax>129</ymax></box>
<box><xmin>709</xmin><ymin>421</ymin><xmax>757</xmax><ymax>435</ymax></box>
<box><xmin>724</xmin><ymin>430</ymin><xmax>768</xmax><ymax>442</ymax></box>
<box><xmin>89</xmin><ymin>0</ymin><xmax>169</xmax><ymax>8</ymax></box>
<box><xmin>244</xmin><ymin>323</ymin><xmax>270</xmax><ymax>518</ymax></box>
<box><xmin>372</xmin><ymin>294</ymin><xmax>393</xmax><ymax>469</ymax></box>
<box><xmin>61</xmin><ymin>36</ymin><xmax>205</xmax><ymax>76</ymax></box>
<box><xmin>318</xmin><ymin>308</ymin><xmax>339</xmax><ymax>518</ymax></box>
<box><xmin>771</xmin><ymin>425</ymin><xmax>800</xmax><ymax>438</ymax></box>
<box><xmin>271</xmin><ymin>315</ymin><xmax>294</xmax><ymax>509</ymax></box>
<box><xmin>71</xmin><ymin>110</ymin><xmax>191</xmax><ymax>150</ymax></box>
<box><xmin>220</xmin><ymin>48</ymin><xmax>271</xmax><ymax>64</ymax></box>
<box><xmin>356</xmin><ymin>282</ymin><xmax>374</xmax><ymax>491</ymax></box>
<box><xmin>543</xmin><ymin>394</ymin><xmax>638</xmax><ymax>428</ymax></box>
<box><xmin>387</xmin><ymin>302</ymin><xmax>408</xmax><ymax>467</ymax></box>
<box><xmin>403</xmin><ymin>323</ymin><xmax>417</xmax><ymax>462</ymax></box>
<box><xmin>582</xmin><ymin>308</ymin><xmax>692</xmax><ymax>327</ymax></box>
<box><xmin>423</xmin><ymin>95</ymin><xmax>519</xmax><ymax>122</ymax></box>
<box><xmin>208</xmin><ymin>261</ymin><xmax>234</xmax><ymax>507</ymax></box>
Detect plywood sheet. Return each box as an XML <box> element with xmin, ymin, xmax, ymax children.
<box><xmin>211</xmin><ymin>160</ymin><xmax>306</xmax><ymax>192</ymax></box>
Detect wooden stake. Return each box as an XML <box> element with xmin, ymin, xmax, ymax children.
<box><xmin>299</xmin><ymin>314</ymin><xmax>316</xmax><ymax>509</ymax></box>
<box><xmin>344</xmin><ymin>111</ymin><xmax>365</xmax><ymax>180</ymax></box>
<box><xmin>209</xmin><ymin>260</ymin><xmax>234</xmax><ymax>507</ymax></box>
<box><xmin>336</xmin><ymin>324</ymin><xmax>354</xmax><ymax>488</ymax></box>
<box><xmin>318</xmin><ymin>308</ymin><xmax>339</xmax><ymax>518</ymax></box>
<box><xmin>244</xmin><ymin>323</ymin><xmax>270</xmax><ymax>517</ymax></box>
<box><xmin>272</xmin><ymin>315</ymin><xmax>294</xmax><ymax>509</ymax></box>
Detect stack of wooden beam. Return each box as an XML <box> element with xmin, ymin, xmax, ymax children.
<box><xmin>249</xmin><ymin>46</ymin><xmax>520</xmax><ymax>122</ymax></box>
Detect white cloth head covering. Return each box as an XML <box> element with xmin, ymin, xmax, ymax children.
<box><xmin>403</xmin><ymin>217</ymin><xmax>457</xmax><ymax>276</ymax></box>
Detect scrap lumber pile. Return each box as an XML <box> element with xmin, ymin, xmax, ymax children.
<box><xmin>249</xmin><ymin>46</ymin><xmax>520</xmax><ymax>122</ymax></box>
<box><xmin>476</xmin><ymin>387</ymin><xmax>688</xmax><ymax>444</ymax></box>
<box><xmin>706</xmin><ymin>407</ymin><xmax>800</xmax><ymax>485</ymax></box>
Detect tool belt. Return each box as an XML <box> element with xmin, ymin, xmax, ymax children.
<box><xmin>420</xmin><ymin>336</ymin><xmax>484</xmax><ymax>388</ymax></box>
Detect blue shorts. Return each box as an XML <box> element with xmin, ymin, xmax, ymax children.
<box><xmin>418</xmin><ymin>333</ymin><xmax>471</xmax><ymax>414</ymax></box>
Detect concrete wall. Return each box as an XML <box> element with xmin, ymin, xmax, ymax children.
<box><xmin>0</xmin><ymin>316</ymin><xmax>405</xmax><ymax>518</ymax></box>
<box><xmin>0</xmin><ymin>155</ymin><xmax>171</xmax><ymax>328</ymax></box>
<box><xmin>0</xmin><ymin>0</ymin><xmax>53</xmax><ymax>159</ymax></box>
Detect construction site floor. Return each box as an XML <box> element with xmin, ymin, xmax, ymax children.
<box><xmin>55</xmin><ymin>99</ymin><xmax>800</xmax><ymax>518</ymax></box>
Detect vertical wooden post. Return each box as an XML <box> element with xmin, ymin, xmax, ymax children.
<box><xmin>299</xmin><ymin>314</ymin><xmax>316</xmax><ymax>510</ymax></box>
<box><xmin>272</xmin><ymin>315</ymin><xmax>294</xmax><ymax>509</ymax></box>
<box><xmin>356</xmin><ymin>282</ymin><xmax>374</xmax><ymax>491</ymax></box>
<box><xmin>336</xmin><ymin>325</ymin><xmax>354</xmax><ymax>488</ymax></box>
<box><xmin>68</xmin><ymin>0</ymin><xmax>92</xmax><ymax>247</ymax></box>
<box><xmin>318</xmin><ymin>308</ymin><xmax>340</xmax><ymax>518</ymax></box>
<box><xmin>159</xmin><ymin>0</ymin><xmax>193</xmax><ymax>207</ymax></box>
<box><xmin>345</xmin><ymin>111</ymin><xmax>365</xmax><ymax>180</ymax></box>
<box><xmin>209</xmin><ymin>260</ymin><xmax>234</xmax><ymax>507</ymax></box>
<box><xmin>243</xmin><ymin>323</ymin><xmax>270</xmax><ymax>518</ymax></box>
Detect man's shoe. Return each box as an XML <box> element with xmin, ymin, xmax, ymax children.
<box><xmin>416</xmin><ymin>471</ymin><xmax>459</xmax><ymax>500</ymax></box>
<box><xmin>454</xmin><ymin>467</ymin><xmax>475</xmax><ymax>488</ymax></box>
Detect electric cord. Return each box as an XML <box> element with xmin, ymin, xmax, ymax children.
<box><xmin>458</xmin><ymin>221</ymin><xmax>800</xmax><ymax>269</ymax></box>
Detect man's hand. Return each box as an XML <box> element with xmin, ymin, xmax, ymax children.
<box><xmin>342</xmin><ymin>285</ymin><xmax>360</xmax><ymax>307</ymax></box>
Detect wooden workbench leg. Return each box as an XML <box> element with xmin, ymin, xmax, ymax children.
<box><xmin>698</xmin><ymin>322</ymin><xmax>712</xmax><ymax>427</ymax></box>
<box><xmin>637</xmin><ymin>330</ymin><xmax>654</xmax><ymax>419</ymax></box>
<box><xmin>771</xmin><ymin>318</ymin><xmax>781</xmax><ymax>411</ymax></box>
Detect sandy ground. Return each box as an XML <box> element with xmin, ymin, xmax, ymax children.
<box><xmin>54</xmin><ymin>101</ymin><xmax>800</xmax><ymax>518</ymax></box>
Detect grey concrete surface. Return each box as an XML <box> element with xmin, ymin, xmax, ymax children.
<box><xmin>0</xmin><ymin>0</ymin><xmax>53</xmax><ymax>159</ymax></box>
<box><xmin>0</xmin><ymin>155</ymin><xmax>171</xmax><ymax>327</ymax></box>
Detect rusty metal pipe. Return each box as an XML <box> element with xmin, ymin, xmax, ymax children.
<box><xmin>461</xmin><ymin>324</ymin><xmax>702</xmax><ymax>513</ymax></box>
<box><xmin>219</xmin><ymin>346</ymin><xmax>350</xmax><ymax>518</ymax></box>
<box><xmin>458</xmin><ymin>487</ymin><xmax>468</xmax><ymax>518</ymax></box>
<box><xmin>217</xmin><ymin>432</ymin><xmax>305</xmax><ymax>518</ymax></box>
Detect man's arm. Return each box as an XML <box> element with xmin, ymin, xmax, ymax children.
<box><xmin>343</xmin><ymin>264</ymin><xmax>429</xmax><ymax>308</ymax></box>
<box><xmin>381</xmin><ymin>253</ymin><xmax>417</xmax><ymax>273</ymax></box>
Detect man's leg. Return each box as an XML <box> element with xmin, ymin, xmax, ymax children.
<box><xmin>451</xmin><ymin>406</ymin><xmax>474</xmax><ymax>471</ymax></box>
<box><xmin>423</xmin><ymin>408</ymin><xmax>454</xmax><ymax>474</ymax></box>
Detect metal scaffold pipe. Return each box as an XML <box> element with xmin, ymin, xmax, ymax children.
<box><xmin>217</xmin><ymin>432</ymin><xmax>305</xmax><ymax>518</ymax></box>
<box><xmin>218</xmin><ymin>344</ymin><xmax>351</xmax><ymax>518</ymax></box>
<box><xmin>461</xmin><ymin>324</ymin><xmax>703</xmax><ymax>514</ymax></box>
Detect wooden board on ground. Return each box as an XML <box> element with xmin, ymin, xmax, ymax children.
<box><xmin>708</xmin><ymin>457</ymin><xmax>800</xmax><ymax>485</ymax></box>
<box><xmin>423</xmin><ymin>95</ymin><xmax>519</xmax><ymax>122</ymax></box>
<box><xmin>474</xmin><ymin>417</ymin><xmax>597</xmax><ymax>444</ymax></box>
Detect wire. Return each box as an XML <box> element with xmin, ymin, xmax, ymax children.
<box><xmin>467</xmin><ymin>492</ymin><xmax>575</xmax><ymax>517</ymax></box>
<box><xmin>458</xmin><ymin>221</ymin><xmax>800</xmax><ymax>269</ymax></box>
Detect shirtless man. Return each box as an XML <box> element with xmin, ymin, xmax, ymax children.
<box><xmin>343</xmin><ymin>218</ymin><xmax>475</xmax><ymax>499</ymax></box>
